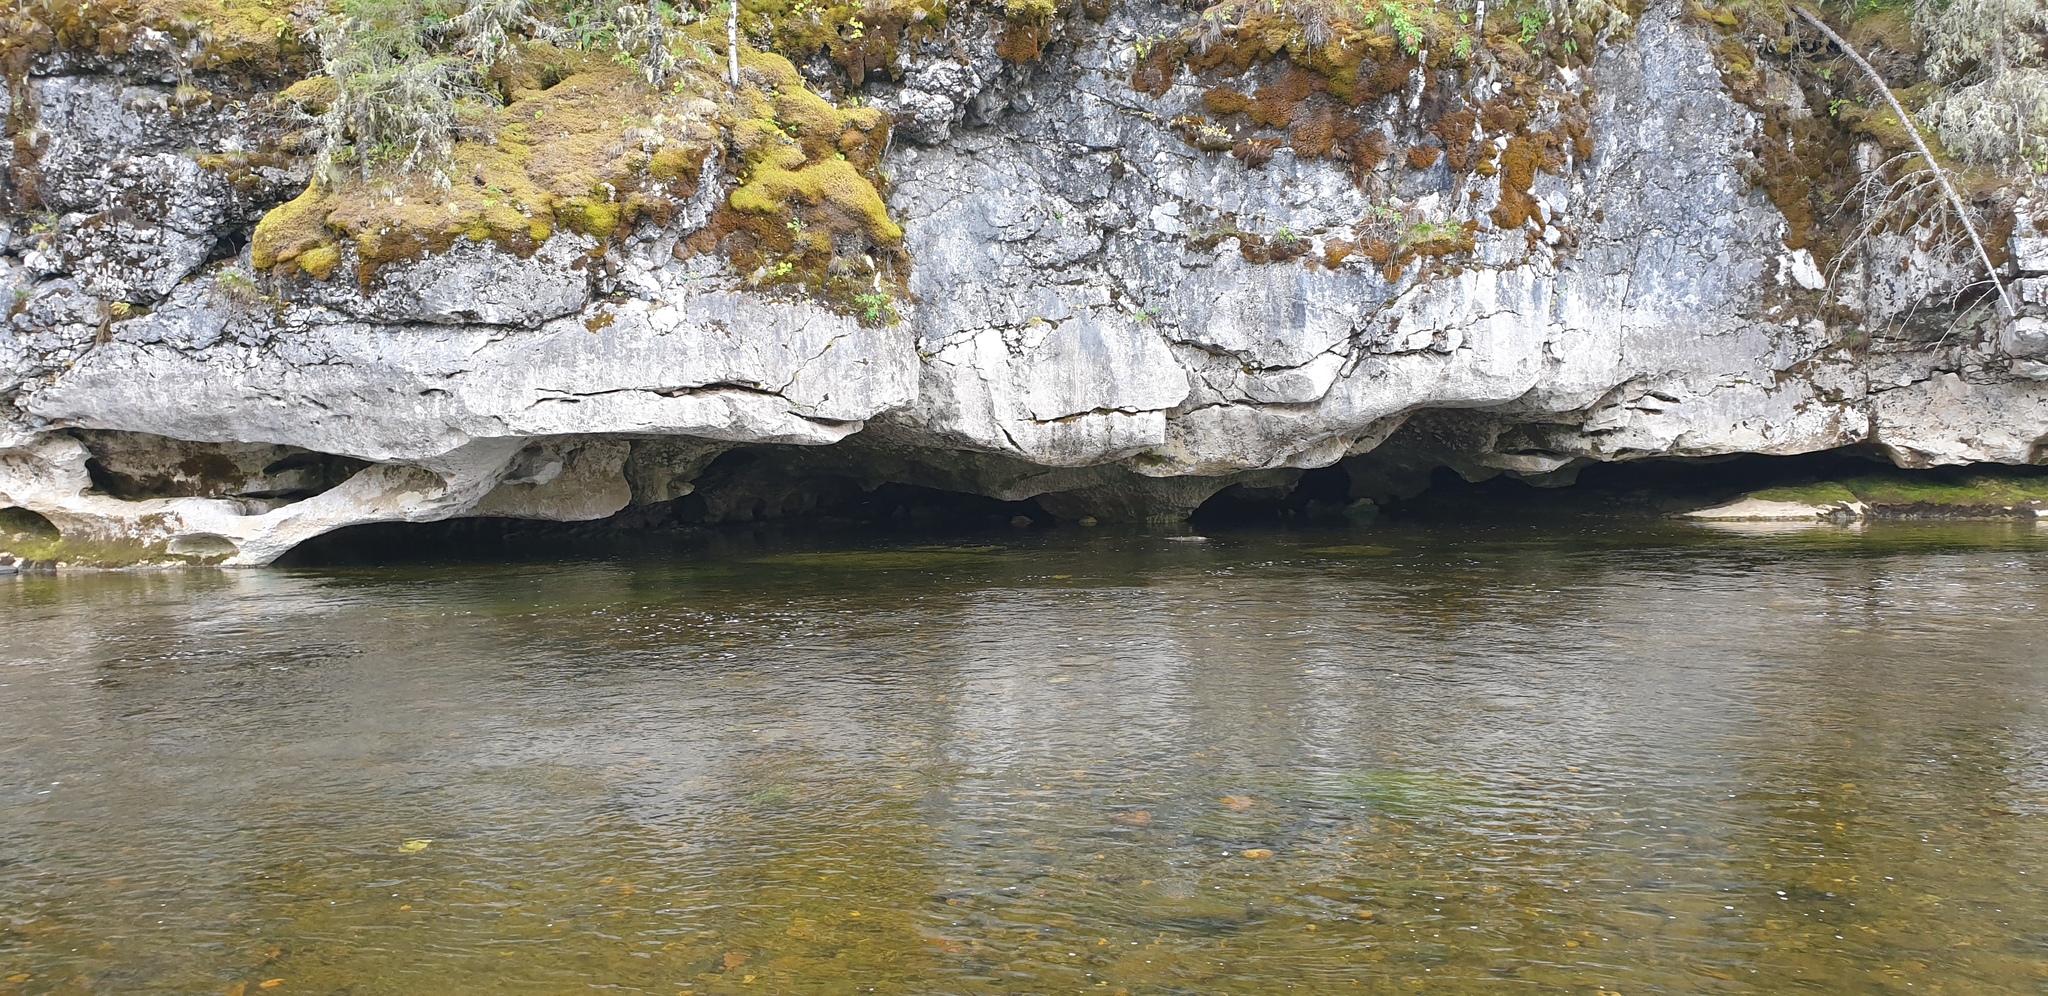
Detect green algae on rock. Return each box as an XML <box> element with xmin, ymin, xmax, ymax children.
<box><xmin>1737</xmin><ymin>469</ymin><xmax>2048</xmax><ymax>518</ymax></box>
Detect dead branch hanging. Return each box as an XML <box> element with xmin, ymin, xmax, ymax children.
<box><xmin>1792</xmin><ymin>5</ymin><xmax>2014</xmax><ymax>317</ymax></box>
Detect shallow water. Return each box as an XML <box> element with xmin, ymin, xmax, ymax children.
<box><xmin>4</xmin><ymin>519</ymin><xmax>2048</xmax><ymax>994</ymax></box>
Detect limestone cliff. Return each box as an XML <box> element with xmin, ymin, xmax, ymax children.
<box><xmin>3</xmin><ymin>0</ymin><xmax>2046</xmax><ymax>564</ymax></box>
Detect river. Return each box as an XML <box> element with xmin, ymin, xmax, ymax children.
<box><xmin>4</xmin><ymin>519</ymin><xmax>2047</xmax><ymax>993</ymax></box>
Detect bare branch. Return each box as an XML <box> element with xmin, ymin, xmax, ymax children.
<box><xmin>1794</xmin><ymin>6</ymin><xmax>2015</xmax><ymax>316</ymax></box>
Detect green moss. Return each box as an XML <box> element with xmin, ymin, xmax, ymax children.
<box><xmin>295</xmin><ymin>242</ymin><xmax>343</xmax><ymax>280</ymax></box>
<box><xmin>249</xmin><ymin>185</ymin><xmax>335</xmax><ymax>271</ymax></box>
<box><xmin>731</xmin><ymin>159</ymin><xmax>902</xmax><ymax>241</ymax></box>
<box><xmin>688</xmin><ymin>46</ymin><xmax>905</xmax><ymax>312</ymax></box>
<box><xmin>737</xmin><ymin>0</ymin><xmax>951</xmax><ymax>86</ymax></box>
<box><xmin>1</xmin><ymin>0</ymin><xmax>315</xmax><ymax>82</ymax></box>
<box><xmin>0</xmin><ymin>531</ymin><xmax>190</xmax><ymax>568</ymax></box>
<box><xmin>249</xmin><ymin>33</ymin><xmax>905</xmax><ymax>318</ymax></box>
<box><xmin>1751</xmin><ymin>481</ymin><xmax>1861</xmax><ymax>504</ymax></box>
<box><xmin>277</xmin><ymin>74</ymin><xmax>338</xmax><ymax>113</ymax></box>
<box><xmin>252</xmin><ymin>51</ymin><xmax>721</xmax><ymax>283</ymax></box>
<box><xmin>1753</xmin><ymin>472</ymin><xmax>2048</xmax><ymax>509</ymax></box>
<box><xmin>1843</xmin><ymin>473</ymin><xmax>2048</xmax><ymax>508</ymax></box>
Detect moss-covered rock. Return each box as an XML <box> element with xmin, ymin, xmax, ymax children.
<box><xmin>0</xmin><ymin>0</ymin><xmax>315</xmax><ymax>80</ymax></box>
<box><xmin>678</xmin><ymin>46</ymin><xmax>905</xmax><ymax>321</ymax></box>
<box><xmin>1751</xmin><ymin>470</ymin><xmax>2048</xmax><ymax>517</ymax></box>
<box><xmin>253</xmin><ymin>49</ymin><xmax>719</xmax><ymax>284</ymax></box>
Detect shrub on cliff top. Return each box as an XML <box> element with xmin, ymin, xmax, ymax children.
<box><xmin>312</xmin><ymin>0</ymin><xmax>479</xmax><ymax>183</ymax></box>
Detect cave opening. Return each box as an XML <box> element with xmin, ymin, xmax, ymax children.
<box><xmin>1</xmin><ymin>507</ymin><xmax>61</xmax><ymax>567</ymax></box>
<box><xmin>274</xmin><ymin>476</ymin><xmax>1055</xmax><ymax>567</ymax></box>
<box><xmin>269</xmin><ymin>442</ymin><xmax>2048</xmax><ymax>567</ymax></box>
<box><xmin>0</xmin><ymin>506</ymin><xmax>60</xmax><ymax>540</ymax></box>
<box><xmin>1189</xmin><ymin>464</ymin><xmax>1355</xmax><ymax>527</ymax></box>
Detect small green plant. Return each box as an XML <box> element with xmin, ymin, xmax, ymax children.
<box><xmin>853</xmin><ymin>291</ymin><xmax>898</xmax><ymax>325</ymax></box>
<box><xmin>1382</xmin><ymin>1</ymin><xmax>1423</xmax><ymax>53</ymax></box>
<box><xmin>1517</xmin><ymin>5</ymin><xmax>1547</xmax><ymax>43</ymax></box>
<box><xmin>1404</xmin><ymin>219</ymin><xmax>1463</xmax><ymax>239</ymax></box>
<box><xmin>215</xmin><ymin>268</ymin><xmax>273</xmax><ymax>306</ymax></box>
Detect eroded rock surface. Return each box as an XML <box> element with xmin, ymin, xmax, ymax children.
<box><xmin>3</xmin><ymin>0</ymin><xmax>2046</xmax><ymax>564</ymax></box>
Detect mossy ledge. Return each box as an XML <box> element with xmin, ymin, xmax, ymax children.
<box><xmin>252</xmin><ymin>48</ymin><xmax>722</xmax><ymax>285</ymax></box>
<box><xmin>248</xmin><ymin>35</ymin><xmax>916</xmax><ymax>320</ymax></box>
<box><xmin>1749</xmin><ymin>469</ymin><xmax>2048</xmax><ymax>517</ymax></box>
<box><xmin>681</xmin><ymin>46</ymin><xmax>905</xmax><ymax>315</ymax></box>
<box><xmin>0</xmin><ymin>0</ymin><xmax>315</xmax><ymax>80</ymax></box>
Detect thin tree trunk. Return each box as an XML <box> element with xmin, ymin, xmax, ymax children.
<box><xmin>647</xmin><ymin>0</ymin><xmax>665</xmax><ymax>87</ymax></box>
<box><xmin>727</xmin><ymin>0</ymin><xmax>741</xmax><ymax>87</ymax></box>
<box><xmin>1793</xmin><ymin>6</ymin><xmax>2013</xmax><ymax>315</ymax></box>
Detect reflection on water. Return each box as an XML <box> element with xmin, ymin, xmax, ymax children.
<box><xmin>4</xmin><ymin>521</ymin><xmax>2048</xmax><ymax>994</ymax></box>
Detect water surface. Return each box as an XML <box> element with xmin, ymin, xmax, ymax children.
<box><xmin>4</xmin><ymin>521</ymin><xmax>2048</xmax><ymax>993</ymax></box>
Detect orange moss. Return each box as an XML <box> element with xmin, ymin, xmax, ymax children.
<box><xmin>996</xmin><ymin>19</ymin><xmax>1053</xmax><ymax>62</ymax></box>
<box><xmin>1203</xmin><ymin>86</ymin><xmax>1251</xmax><ymax>115</ymax></box>
<box><xmin>1346</xmin><ymin>128</ymin><xmax>1387</xmax><ymax>183</ymax></box>
<box><xmin>1248</xmin><ymin>67</ymin><xmax>1316</xmax><ymax>128</ymax></box>
<box><xmin>1490</xmin><ymin>135</ymin><xmax>1544</xmax><ymax>229</ymax></box>
<box><xmin>1131</xmin><ymin>38</ymin><xmax>1189</xmax><ymax>97</ymax></box>
<box><xmin>1288</xmin><ymin>103</ymin><xmax>1343</xmax><ymax>157</ymax></box>
<box><xmin>1480</xmin><ymin>91</ymin><xmax>1532</xmax><ymax>133</ymax></box>
<box><xmin>1432</xmin><ymin>109</ymin><xmax>1478</xmax><ymax>172</ymax></box>
<box><xmin>1233</xmin><ymin>137</ymin><xmax>1281</xmax><ymax>167</ymax></box>
<box><xmin>1406</xmin><ymin>144</ymin><xmax>1441</xmax><ymax>169</ymax></box>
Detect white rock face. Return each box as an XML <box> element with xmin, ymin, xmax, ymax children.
<box><xmin>286</xmin><ymin>237</ymin><xmax>600</xmax><ymax>328</ymax></box>
<box><xmin>3</xmin><ymin>0</ymin><xmax>2047</xmax><ymax>564</ymax></box>
<box><xmin>26</xmin><ymin>288</ymin><xmax>916</xmax><ymax>462</ymax></box>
